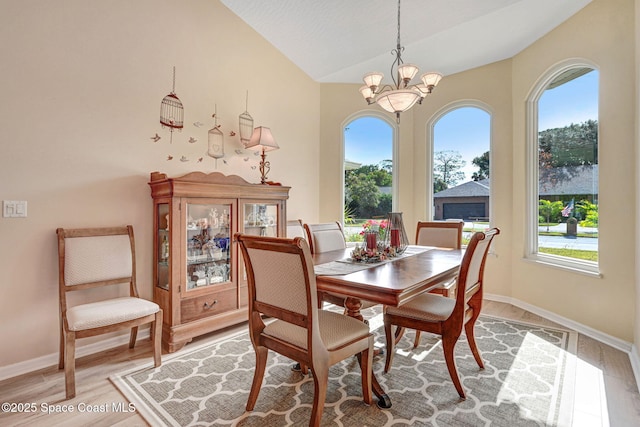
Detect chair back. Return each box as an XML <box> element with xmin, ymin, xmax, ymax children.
<box><xmin>415</xmin><ymin>220</ymin><xmax>463</xmax><ymax>249</ymax></box>
<box><xmin>57</xmin><ymin>226</ymin><xmax>139</xmax><ymax>309</ymax></box>
<box><xmin>454</xmin><ymin>228</ymin><xmax>499</xmax><ymax>309</ymax></box>
<box><xmin>304</xmin><ymin>222</ymin><xmax>346</xmax><ymax>254</ymax></box>
<box><xmin>236</xmin><ymin>234</ymin><xmax>318</xmax><ymax>331</ymax></box>
<box><xmin>286</xmin><ymin>219</ymin><xmax>306</xmax><ymax>238</ymax></box>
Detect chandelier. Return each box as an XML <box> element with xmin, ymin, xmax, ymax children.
<box><xmin>359</xmin><ymin>0</ymin><xmax>442</xmax><ymax>122</ymax></box>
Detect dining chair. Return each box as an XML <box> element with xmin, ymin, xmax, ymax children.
<box><xmin>57</xmin><ymin>225</ymin><xmax>162</xmax><ymax>399</ymax></box>
<box><xmin>236</xmin><ymin>234</ymin><xmax>373</xmax><ymax>427</ymax></box>
<box><xmin>287</xmin><ymin>219</ymin><xmax>306</xmax><ymax>238</ymax></box>
<box><xmin>383</xmin><ymin>227</ymin><xmax>500</xmax><ymax>399</ymax></box>
<box><xmin>303</xmin><ymin>221</ymin><xmax>347</xmax><ymax>254</ymax></box>
<box><xmin>304</xmin><ymin>222</ymin><xmax>378</xmax><ymax>315</ymax></box>
<box><xmin>408</xmin><ymin>220</ymin><xmax>464</xmax><ymax>347</ymax></box>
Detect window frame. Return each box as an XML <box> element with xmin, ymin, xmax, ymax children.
<box><xmin>524</xmin><ymin>59</ymin><xmax>601</xmax><ymax>277</ymax></box>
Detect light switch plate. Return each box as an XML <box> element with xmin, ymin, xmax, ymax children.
<box><xmin>3</xmin><ymin>200</ymin><xmax>27</xmax><ymax>218</ymax></box>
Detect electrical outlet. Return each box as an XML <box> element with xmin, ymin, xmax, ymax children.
<box><xmin>3</xmin><ymin>200</ymin><xmax>27</xmax><ymax>218</ymax></box>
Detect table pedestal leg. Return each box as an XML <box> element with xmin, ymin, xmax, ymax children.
<box><xmin>345</xmin><ymin>297</ymin><xmax>391</xmax><ymax>408</ymax></box>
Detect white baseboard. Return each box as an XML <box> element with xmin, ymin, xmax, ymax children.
<box><xmin>485</xmin><ymin>293</ymin><xmax>632</xmax><ymax>352</ymax></box>
<box><xmin>631</xmin><ymin>345</ymin><xmax>640</xmax><ymax>391</ymax></box>
<box><xmin>0</xmin><ymin>329</ymin><xmax>150</xmax><ymax>382</ymax></box>
<box><xmin>485</xmin><ymin>293</ymin><xmax>640</xmax><ymax>392</ymax></box>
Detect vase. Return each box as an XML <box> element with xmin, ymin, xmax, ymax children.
<box><xmin>383</xmin><ymin>212</ymin><xmax>409</xmax><ymax>254</ymax></box>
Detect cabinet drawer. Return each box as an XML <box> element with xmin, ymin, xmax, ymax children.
<box><xmin>181</xmin><ymin>289</ymin><xmax>237</xmax><ymax>323</ymax></box>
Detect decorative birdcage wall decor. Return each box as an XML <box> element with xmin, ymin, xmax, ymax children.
<box><xmin>382</xmin><ymin>212</ymin><xmax>410</xmax><ymax>254</ymax></box>
<box><xmin>238</xmin><ymin>91</ymin><xmax>254</xmax><ymax>146</ymax></box>
<box><xmin>208</xmin><ymin>105</ymin><xmax>224</xmax><ymax>168</ymax></box>
<box><xmin>159</xmin><ymin>66</ymin><xmax>184</xmax><ymax>143</ymax></box>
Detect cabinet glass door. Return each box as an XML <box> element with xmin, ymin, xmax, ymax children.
<box><xmin>243</xmin><ymin>203</ymin><xmax>278</xmax><ymax>237</ymax></box>
<box><xmin>185</xmin><ymin>202</ymin><xmax>232</xmax><ymax>291</ymax></box>
<box><xmin>156</xmin><ymin>203</ymin><xmax>170</xmax><ymax>290</ymax></box>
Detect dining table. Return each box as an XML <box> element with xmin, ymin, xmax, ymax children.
<box><xmin>312</xmin><ymin>245</ymin><xmax>464</xmax><ymax>409</ymax></box>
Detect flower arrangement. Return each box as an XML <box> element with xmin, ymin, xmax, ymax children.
<box><xmin>359</xmin><ymin>219</ymin><xmax>388</xmax><ymax>241</ymax></box>
<box><xmin>351</xmin><ymin>244</ymin><xmax>398</xmax><ymax>263</ymax></box>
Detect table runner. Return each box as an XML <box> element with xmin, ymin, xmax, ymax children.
<box><xmin>313</xmin><ymin>245</ymin><xmax>432</xmax><ymax>276</ymax></box>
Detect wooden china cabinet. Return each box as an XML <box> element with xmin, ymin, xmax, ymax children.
<box><xmin>148</xmin><ymin>171</ymin><xmax>289</xmax><ymax>352</ymax></box>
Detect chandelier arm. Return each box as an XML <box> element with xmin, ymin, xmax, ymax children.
<box><xmin>373</xmin><ymin>84</ymin><xmax>397</xmax><ymax>96</ymax></box>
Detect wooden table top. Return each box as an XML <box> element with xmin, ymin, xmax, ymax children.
<box><xmin>312</xmin><ymin>245</ymin><xmax>464</xmax><ymax>307</ymax></box>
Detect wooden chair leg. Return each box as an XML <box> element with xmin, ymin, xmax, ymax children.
<box><xmin>58</xmin><ymin>326</ymin><xmax>65</xmax><ymax>370</ymax></box>
<box><xmin>393</xmin><ymin>325</ymin><xmax>406</xmax><ymax>345</ymax></box>
<box><xmin>310</xmin><ymin>364</ymin><xmax>329</xmax><ymax>427</ymax></box>
<box><xmin>442</xmin><ymin>334</ymin><xmax>465</xmax><ymax>399</ymax></box>
<box><xmin>383</xmin><ymin>319</ymin><xmax>396</xmax><ymax>373</ymax></box>
<box><xmin>465</xmin><ymin>319</ymin><xmax>484</xmax><ymax>369</ymax></box>
<box><xmin>64</xmin><ymin>332</ymin><xmax>76</xmax><ymax>399</ymax></box>
<box><xmin>129</xmin><ymin>326</ymin><xmax>138</xmax><ymax>349</ymax></box>
<box><xmin>153</xmin><ymin>311</ymin><xmax>162</xmax><ymax>367</ymax></box>
<box><xmin>413</xmin><ymin>330</ymin><xmax>422</xmax><ymax>348</ymax></box>
<box><xmin>246</xmin><ymin>346</ymin><xmax>268</xmax><ymax>411</ymax></box>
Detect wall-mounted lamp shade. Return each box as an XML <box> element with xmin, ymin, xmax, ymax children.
<box><xmin>245</xmin><ymin>127</ymin><xmax>279</xmax><ymax>152</ymax></box>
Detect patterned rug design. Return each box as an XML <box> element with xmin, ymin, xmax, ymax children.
<box><xmin>111</xmin><ymin>308</ymin><xmax>576</xmax><ymax>426</ymax></box>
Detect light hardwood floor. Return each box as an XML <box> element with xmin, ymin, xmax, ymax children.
<box><xmin>1</xmin><ymin>301</ymin><xmax>639</xmax><ymax>426</ymax></box>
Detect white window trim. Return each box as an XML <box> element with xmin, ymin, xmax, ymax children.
<box><xmin>524</xmin><ymin>58</ymin><xmax>601</xmax><ymax>276</ymax></box>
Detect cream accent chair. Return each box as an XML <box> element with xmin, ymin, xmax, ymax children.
<box><xmin>56</xmin><ymin>226</ymin><xmax>162</xmax><ymax>399</ymax></box>
<box><xmin>286</xmin><ymin>219</ymin><xmax>306</xmax><ymax>238</ymax></box>
<box><xmin>383</xmin><ymin>228</ymin><xmax>500</xmax><ymax>399</ymax></box>
<box><xmin>236</xmin><ymin>234</ymin><xmax>373</xmax><ymax>427</ymax></box>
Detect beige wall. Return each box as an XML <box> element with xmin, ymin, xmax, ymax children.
<box><xmin>0</xmin><ymin>0</ymin><xmax>320</xmax><ymax>368</ymax></box>
<box><xmin>320</xmin><ymin>0</ymin><xmax>637</xmax><ymax>342</ymax></box>
<box><xmin>636</xmin><ymin>0</ymin><xmax>640</xmax><ymax>357</ymax></box>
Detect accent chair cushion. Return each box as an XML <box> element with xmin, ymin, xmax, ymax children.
<box><xmin>263</xmin><ymin>310</ymin><xmax>369</xmax><ymax>351</ymax></box>
<box><xmin>66</xmin><ymin>297</ymin><xmax>159</xmax><ymax>331</ymax></box>
<box><xmin>384</xmin><ymin>293</ymin><xmax>456</xmax><ymax>322</ymax></box>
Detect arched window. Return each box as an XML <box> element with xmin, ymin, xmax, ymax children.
<box><xmin>526</xmin><ymin>61</ymin><xmax>599</xmax><ymax>274</ymax></box>
<box><xmin>342</xmin><ymin>114</ymin><xmax>395</xmax><ymax>242</ymax></box>
<box><xmin>429</xmin><ymin>104</ymin><xmax>491</xmax><ymax>231</ymax></box>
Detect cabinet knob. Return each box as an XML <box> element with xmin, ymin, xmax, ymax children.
<box><xmin>203</xmin><ymin>300</ymin><xmax>218</xmax><ymax>310</ymax></box>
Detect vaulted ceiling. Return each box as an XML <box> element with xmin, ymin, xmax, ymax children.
<box><xmin>221</xmin><ymin>0</ymin><xmax>592</xmax><ymax>83</ymax></box>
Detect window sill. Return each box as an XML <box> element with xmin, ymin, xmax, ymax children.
<box><xmin>523</xmin><ymin>253</ymin><xmax>602</xmax><ymax>278</ymax></box>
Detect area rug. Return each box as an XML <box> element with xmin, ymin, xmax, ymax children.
<box><xmin>111</xmin><ymin>308</ymin><xmax>577</xmax><ymax>426</ymax></box>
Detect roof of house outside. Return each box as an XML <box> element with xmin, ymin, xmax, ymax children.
<box><xmin>539</xmin><ymin>165</ymin><xmax>598</xmax><ymax>196</ymax></box>
<box><xmin>434</xmin><ymin>179</ymin><xmax>490</xmax><ymax>198</ymax></box>
<box><xmin>433</xmin><ymin>165</ymin><xmax>598</xmax><ymax>198</ymax></box>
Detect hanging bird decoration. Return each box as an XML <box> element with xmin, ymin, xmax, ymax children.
<box><xmin>238</xmin><ymin>90</ymin><xmax>254</xmax><ymax>147</ymax></box>
<box><xmin>150</xmin><ymin>133</ymin><xmax>161</xmax><ymax>142</ymax></box>
<box><xmin>208</xmin><ymin>105</ymin><xmax>224</xmax><ymax>168</ymax></box>
<box><xmin>159</xmin><ymin>66</ymin><xmax>184</xmax><ymax>143</ymax></box>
